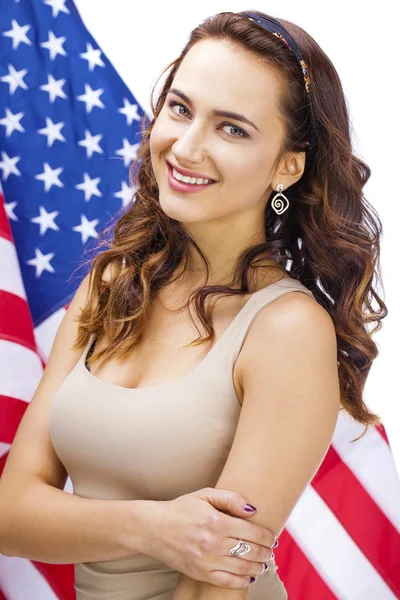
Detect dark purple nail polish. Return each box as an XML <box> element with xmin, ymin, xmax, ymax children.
<box><xmin>273</xmin><ymin>538</ymin><xmax>279</xmax><ymax>548</ymax></box>
<box><xmin>250</xmin><ymin>576</ymin><xmax>256</xmax><ymax>583</ymax></box>
<box><xmin>264</xmin><ymin>563</ymin><xmax>269</xmax><ymax>571</ymax></box>
<box><xmin>244</xmin><ymin>503</ymin><xmax>257</xmax><ymax>512</ymax></box>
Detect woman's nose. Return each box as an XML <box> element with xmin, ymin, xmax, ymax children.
<box><xmin>172</xmin><ymin>126</ymin><xmax>206</xmax><ymax>164</ymax></box>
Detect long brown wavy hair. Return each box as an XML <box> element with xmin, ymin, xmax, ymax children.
<box><xmin>73</xmin><ymin>10</ymin><xmax>387</xmax><ymax>438</ymax></box>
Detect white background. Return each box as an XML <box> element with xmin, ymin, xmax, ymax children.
<box><xmin>75</xmin><ymin>0</ymin><xmax>400</xmax><ymax>473</ymax></box>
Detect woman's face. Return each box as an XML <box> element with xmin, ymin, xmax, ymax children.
<box><xmin>150</xmin><ymin>38</ymin><xmax>286</xmax><ymax>226</ymax></box>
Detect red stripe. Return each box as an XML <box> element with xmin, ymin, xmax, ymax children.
<box><xmin>0</xmin><ymin>193</ymin><xmax>13</xmax><ymax>242</ymax></box>
<box><xmin>0</xmin><ymin>395</ymin><xmax>28</xmax><ymax>443</ymax></box>
<box><xmin>33</xmin><ymin>562</ymin><xmax>75</xmax><ymax>600</ymax></box>
<box><xmin>277</xmin><ymin>529</ymin><xmax>338</xmax><ymax>599</ymax></box>
<box><xmin>0</xmin><ymin>588</ymin><xmax>8</xmax><ymax>600</ymax></box>
<box><xmin>312</xmin><ymin>445</ymin><xmax>400</xmax><ymax>597</ymax></box>
<box><xmin>0</xmin><ymin>291</ymin><xmax>36</xmax><ymax>351</ymax></box>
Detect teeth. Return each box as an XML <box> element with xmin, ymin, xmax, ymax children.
<box><xmin>172</xmin><ymin>167</ymin><xmax>214</xmax><ymax>185</ymax></box>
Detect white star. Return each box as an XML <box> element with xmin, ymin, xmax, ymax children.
<box><xmin>34</xmin><ymin>162</ymin><xmax>64</xmax><ymax>192</ymax></box>
<box><xmin>0</xmin><ymin>107</ymin><xmax>25</xmax><ymax>137</ymax></box>
<box><xmin>75</xmin><ymin>172</ymin><xmax>102</xmax><ymax>201</ymax></box>
<box><xmin>5</xmin><ymin>200</ymin><xmax>18</xmax><ymax>221</ymax></box>
<box><xmin>40</xmin><ymin>30</ymin><xmax>67</xmax><ymax>61</ymax></box>
<box><xmin>77</xmin><ymin>129</ymin><xmax>103</xmax><ymax>159</ymax></box>
<box><xmin>44</xmin><ymin>0</ymin><xmax>70</xmax><ymax>18</ymax></box>
<box><xmin>115</xmin><ymin>138</ymin><xmax>140</xmax><ymax>167</ymax></box>
<box><xmin>118</xmin><ymin>98</ymin><xmax>140</xmax><ymax>126</ymax></box>
<box><xmin>37</xmin><ymin>117</ymin><xmax>66</xmax><ymax>147</ymax></box>
<box><xmin>72</xmin><ymin>214</ymin><xmax>100</xmax><ymax>244</ymax></box>
<box><xmin>79</xmin><ymin>42</ymin><xmax>105</xmax><ymax>72</ymax></box>
<box><xmin>0</xmin><ymin>64</ymin><xmax>28</xmax><ymax>95</ymax></box>
<box><xmin>31</xmin><ymin>205</ymin><xmax>60</xmax><ymax>235</ymax></box>
<box><xmin>2</xmin><ymin>19</ymin><xmax>31</xmax><ymax>50</ymax></box>
<box><xmin>114</xmin><ymin>181</ymin><xmax>136</xmax><ymax>208</ymax></box>
<box><xmin>0</xmin><ymin>151</ymin><xmax>21</xmax><ymax>180</ymax></box>
<box><xmin>39</xmin><ymin>73</ymin><xmax>67</xmax><ymax>103</ymax></box>
<box><xmin>26</xmin><ymin>248</ymin><xmax>55</xmax><ymax>277</ymax></box>
<box><xmin>77</xmin><ymin>83</ymin><xmax>105</xmax><ymax>114</ymax></box>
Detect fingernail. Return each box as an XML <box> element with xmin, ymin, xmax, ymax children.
<box><xmin>270</xmin><ymin>551</ymin><xmax>275</xmax><ymax>560</ymax></box>
<box><xmin>273</xmin><ymin>538</ymin><xmax>279</xmax><ymax>548</ymax></box>
<box><xmin>250</xmin><ymin>576</ymin><xmax>256</xmax><ymax>583</ymax></box>
<box><xmin>263</xmin><ymin>563</ymin><xmax>269</xmax><ymax>572</ymax></box>
<box><xmin>244</xmin><ymin>503</ymin><xmax>257</xmax><ymax>512</ymax></box>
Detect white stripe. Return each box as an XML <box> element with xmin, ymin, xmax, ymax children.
<box><xmin>0</xmin><ymin>340</ymin><xmax>43</xmax><ymax>403</ymax></box>
<box><xmin>0</xmin><ymin>442</ymin><xmax>11</xmax><ymax>458</ymax></box>
<box><xmin>0</xmin><ymin>237</ymin><xmax>26</xmax><ymax>300</ymax></box>
<box><xmin>0</xmin><ymin>556</ymin><xmax>58</xmax><ymax>600</ymax></box>
<box><xmin>64</xmin><ymin>476</ymin><xmax>74</xmax><ymax>494</ymax></box>
<box><xmin>34</xmin><ymin>307</ymin><xmax>66</xmax><ymax>362</ymax></box>
<box><xmin>286</xmin><ymin>485</ymin><xmax>397</xmax><ymax>599</ymax></box>
<box><xmin>332</xmin><ymin>412</ymin><xmax>400</xmax><ymax>531</ymax></box>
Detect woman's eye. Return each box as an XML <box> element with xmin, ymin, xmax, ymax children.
<box><xmin>168</xmin><ymin>100</ymin><xmax>190</xmax><ymax>117</ymax></box>
<box><xmin>220</xmin><ymin>124</ymin><xmax>247</xmax><ymax>138</ymax></box>
<box><xmin>167</xmin><ymin>100</ymin><xmax>248</xmax><ymax>139</ymax></box>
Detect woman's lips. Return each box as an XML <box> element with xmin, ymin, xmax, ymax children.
<box><xmin>166</xmin><ymin>161</ymin><xmax>216</xmax><ymax>194</ymax></box>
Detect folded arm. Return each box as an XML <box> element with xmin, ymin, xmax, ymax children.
<box><xmin>173</xmin><ymin>292</ymin><xmax>340</xmax><ymax>599</ymax></box>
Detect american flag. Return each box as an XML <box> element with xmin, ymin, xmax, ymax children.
<box><xmin>0</xmin><ymin>1</ymin><xmax>399</xmax><ymax>599</ymax></box>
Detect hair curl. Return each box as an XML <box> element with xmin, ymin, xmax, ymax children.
<box><xmin>73</xmin><ymin>10</ymin><xmax>388</xmax><ymax>439</ymax></box>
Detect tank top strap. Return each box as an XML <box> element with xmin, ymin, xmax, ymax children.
<box><xmin>223</xmin><ymin>277</ymin><xmax>315</xmax><ymax>368</ymax></box>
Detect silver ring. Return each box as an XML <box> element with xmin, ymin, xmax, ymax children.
<box><xmin>229</xmin><ymin>540</ymin><xmax>251</xmax><ymax>557</ymax></box>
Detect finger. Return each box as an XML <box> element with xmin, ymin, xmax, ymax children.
<box><xmin>226</xmin><ymin>516</ymin><xmax>278</xmax><ymax>550</ymax></box>
<box><xmin>225</xmin><ymin>537</ymin><xmax>273</xmax><ymax>564</ymax></box>
<box><xmin>220</xmin><ymin>553</ymin><xmax>269</xmax><ymax>577</ymax></box>
<box><xmin>200</xmin><ymin>488</ymin><xmax>258</xmax><ymax>519</ymax></box>
<box><xmin>207</xmin><ymin>569</ymin><xmax>258</xmax><ymax>590</ymax></box>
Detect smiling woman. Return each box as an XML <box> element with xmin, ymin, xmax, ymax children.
<box><xmin>1</xmin><ymin>7</ymin><xmax>388</xmax><ymax>600</ymax></box>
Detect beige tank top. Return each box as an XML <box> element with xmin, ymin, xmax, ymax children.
<box><xmin>49</xmin><ymin>276</ymin><xmax>315</xmax><ymax>600</ymax></box>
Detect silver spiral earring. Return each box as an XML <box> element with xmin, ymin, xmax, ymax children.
<box><xmin>271</xmin><ymin>184</ymin><xmax>290</xmax><ymax>215</ymax></box>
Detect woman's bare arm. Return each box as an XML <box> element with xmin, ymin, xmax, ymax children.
<box><xmin>173</xmin><ymin>293</ymin><xmax>340</xmax><ymax>598</ymax></box>
<box><xmin>0</xmin><ymin>270</ymin><xmax>156</xmax><ymax>563</ymax></box>
<box><xmin>0</xmin><ymin>483</ymin><xmax>155</xmax><ymax>564</ymax></box>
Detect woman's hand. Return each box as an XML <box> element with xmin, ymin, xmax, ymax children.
<box><xmin>142</xmin><ymin>487</ymin><xmax>275</xmax><ymax>590</ymax></box>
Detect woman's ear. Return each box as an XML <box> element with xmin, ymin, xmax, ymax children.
<box><xmin>274</xmin><ymin>151</ymin><xmax>306</xmax><ymax>189</ymax></box>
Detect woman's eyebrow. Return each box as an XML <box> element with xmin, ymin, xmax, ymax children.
<box><xmin>167</xmin><ymin>87</ymin><xmax>260</xmax><ymax>132</ymax></box>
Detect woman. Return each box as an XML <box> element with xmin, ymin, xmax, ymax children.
<box><xmin>0</xmin><ymin>9</ymin><xmax>387</xmax><ymax>600</ymax></box>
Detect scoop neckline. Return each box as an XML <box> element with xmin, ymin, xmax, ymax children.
<box><xmin>80</xmin><ymin>275</ymin><xmax>295</xmax><ymax>393</ymax></box>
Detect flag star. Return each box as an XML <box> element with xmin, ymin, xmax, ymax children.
<box><xmin>40</xmin><ymin>30</ymin><xmax>67</xmax><ymax>61</ymax></box>
<box><xmin>31</xmin><ymin>205</ymin><xmax>60</xmax><ymax>235</ymax></box>
<box><xmin>0</xmin><ymin>107</ymin><xmax>25</xmax><ymax>137</ymax></box>
<box><xmin>77</xmin><ymin>129</ymin><xmax>103</xmax><ymax>159</ymax></box>
<box><xmin>0</xmin><ymin>151</ymin><xmax>21</xmax><ymax>180</ymax></box>
<box><xmin>77</xmin><ymin>83</ymin><xmax>105</xmax><ymax>114</ymax></box>
<box><xmin>75</xmin><ymin>172</ymin><xmax>102</xmax><ymax>201</ymax></box>
<box><xmin>79</xmin><ymin>42</ymin><xmax>105</xmax><ymax>71</ymax></box>
<box><xmin>5</xmin><ymin>200</ymin><xmax>18</xmax><ymax>221</ymax></box>
<box><xmin>37</xmin><ymin>117</ymin><xmax>66</xmax><ymax>147</ymax></box>
<box><xmin>2</xmin><ymin>19</ymin><xmax>32</xmax><ymax>50</ymax></box>
<box><xmin>114</xmin><ymin>181</ymin><xmax>136</xmax><ymax>208</ymax></box>
<box><xmin>0</xmin><ymin>64</ymin><xmax>28</xmax><ymax>94</ymax></box>
<box><xmin>115</xmin><ymin>138</ymin><xmax>140</xmax><ymax>167</ymax></box>
<box><xmin>34</xmin><ymin>162</ymin><xmax>64</xmax><ymax>191</ymax></box>
<box><xmin>44</xmin><ymin>0</ymin><xmax>70</xmax><ymax>18</ymax></box>
<box><xmin>72</xmin><ymin>214</ymin><xmax>100</xmax><ymax>244</ymax></box>
<box><xmin>118</xmin><ymin>98</ymin><xmax>140</xmax><ymax>126</ymax></box>
<box><xmin>26</xmin><ymin>248</ymin><xmax>55</xmax><ymax>277</ymax></box>
<box><xmin>39</xmin><ymin>73</ymin><xmax>67</xmax><ymax>103</ymax></box>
